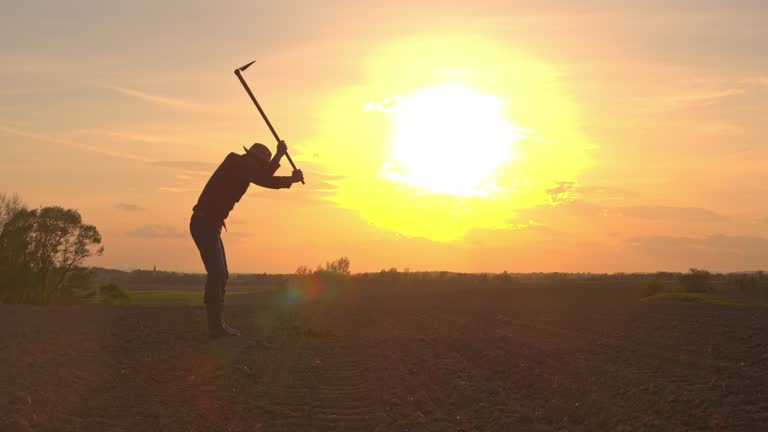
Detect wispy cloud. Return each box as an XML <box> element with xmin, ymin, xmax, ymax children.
<box><xmin>658</xmin><ymin>76</ymin><xmax>768</xmax><ymax>113</ymax></box>
<box><xmin>617</xmin><ymin>206</ymin><xmax>728</xmax><ymax>223</ymax></box>
<box><xmin>97</xmin><ymin>84</ymin><xmax>219</xmax><ymax>113</ymax></box>
<box><xmin>77</xmin><ymin>129</ymin><xmax>182</xmax><ymax>146</ymax></box>
<box><xmin>158</xmin><ymin>186</ymin><xmax>197</xmax><ymax>194</ymax></box>
<box><xmin>0</xmin><ymin>124</ymin><xmax>215</xmax><ymax>176</ymax></box>
<box><xmin>0</xmin><ymin>87</ymin><xmax>71</xmax><ymax>96</ymax></box>
<box><xmin>127</xmin><ymin>225</ymin><xmax>185</xmax><ymax>238</ymax></box>
<box><xmin>627</xmin><ymin>234</ymin><xmax>768</xmax><ymax>271</ymax></box>
<box><xmin>116</xmin><ymin>203</ymin><xmax>144</xmax><ymax>212</ymax></box>
<box><xmin>511</xmin><ymin>200</ymin><xmax>729</xmax><ymax>229</ymax></box>
<box><xmin>0</xmin><ymin>124</ymin><xmax>151</xmax><ymax>163</ymax></box>
<box><xmin>225</xmin><ymin>231</ymin><xmax>253</xmax><ymax>242</ymax></box>
<box><xmin>574</xmin><ymin>185</ymin><xmax>637</xmax><ymax>203</ymax></box>
<box><xmin>152</xmin><ymin>160</ymin><xmax>216</xmax><ymax>173</ymax></box>
<box><xmin>630</xmin><ymin>235</ymin><xmax>768</xmax><ymax>253</ymax></box>
<box><xmin>0</xmin><ymin>125</ymin><xmax>69</xmax><ymax>144</ymax></box>
<box><xmin>740</xmin><ymin>76</ymin><xmax>768</xmax><ymax>87</ymax></box>
<box><xmin>667</xmin><ymin>87</ymin><xmax>745</xmax><ymax>106</ymax></box>
<box><xmin>546</xmin><ymin>181</ymin><xmax>576</xmax><ymax>204</ymax></box>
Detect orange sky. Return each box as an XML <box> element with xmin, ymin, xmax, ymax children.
<box><xmin>2</xmin><ymin>1</ymin><xmax>767</xmax><ymax>273</ymax></box>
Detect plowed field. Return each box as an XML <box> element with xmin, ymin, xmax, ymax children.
<box><xmin>2</xmin><ymin>284</ymin><xmax>767</xmax><ymax>431</ymax></box>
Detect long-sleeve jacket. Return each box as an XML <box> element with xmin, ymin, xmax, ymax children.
<box><xmin>192</xmin><ymin>152</ymin><xmax>292</xmax><ymax>230</ymax></box>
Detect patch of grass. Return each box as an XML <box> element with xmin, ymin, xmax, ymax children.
<box><xmin>642</xmin><ymin>279</ymin><xmax>664</xmax><ymax>297</ymax></box>
<box><xmin>127</xmin><ymin>290</ymin><xmax>244</xmax><ymax>306</ymax></box>
<box><xmin>643</xmin><ymin>292</ymin><xmax>768</xmax><ymax>308</ymax></box>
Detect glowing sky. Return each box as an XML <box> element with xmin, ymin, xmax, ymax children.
<box><xmin>2</xmin><ymin>0</ymin><xmax>767</xmax><ymax>273</ymax></box>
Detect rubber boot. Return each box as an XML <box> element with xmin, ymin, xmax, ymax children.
<box><xmin>220</xmin><ymin>303</ymin><xmax>241</xmax><ymax>336</ymax></box>
<box><xmin>206</xmin><ymin>303</ymin><xmax>238</xmax><ymax>338</ymax></box>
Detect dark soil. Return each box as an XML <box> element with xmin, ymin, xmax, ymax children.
<box><xmin>2</xmin><ymin>284</ymin><xmax>767</xmax><ymax>431</ymax></box>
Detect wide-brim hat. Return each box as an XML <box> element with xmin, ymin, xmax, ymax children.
<box><xmin>243</xmin><ymin>143</ymin><xmax>272</xmax><ymax>163</ymax></box>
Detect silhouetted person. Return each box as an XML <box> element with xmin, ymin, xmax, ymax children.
<box><xmin>190</xmin><ymin>141</ymin><xmax>303</xmax><ymax>338</ymax></box>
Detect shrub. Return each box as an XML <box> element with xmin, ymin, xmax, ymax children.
<box><xmin>295</xmin><ymin>265</ymin><xmax>312</xmax><ymax>276</ymax></box>
<box><xmin>99</xmin><ymin>283</ymin><xmax>130</xmax><ymax>305</ymax></box>
<box><xmin>678</xmin><ymin>268</ymin><xmax>712</xmax><ymax>293</ymax></box>
<box><xmin>317</xmin><ymin>256</ymin><xmax>351</xmax><ymax>276</ymax></box>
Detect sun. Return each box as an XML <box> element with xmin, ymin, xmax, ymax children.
<box><xmin>378</xmin><ymin>85</ymin><xmax>521</xmax><ymax>197</ymax></box>
<box><xmin>297</xmin><ymin>36</ymin><xmax>594</xmax><ymax>241</ymax></box>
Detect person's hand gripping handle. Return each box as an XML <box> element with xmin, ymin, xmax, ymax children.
<box><xmin>276</xmin><ymin>140</ymin><xmax>305</xmax><ymax>184</ymax></box>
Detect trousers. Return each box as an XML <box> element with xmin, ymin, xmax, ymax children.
<box><xmin>189</xmin><ymin>211</ymin><xmax>228</xmax><ymax>304</ymax></box>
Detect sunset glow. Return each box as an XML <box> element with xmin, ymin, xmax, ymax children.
<box><xmin>2</xmin><ymin>1</ymin><xmax>766</xmax><ymax>273</ymax></box>
<box><xmin>301</xmin><ymin>37</ymin><xmax>593</xmax><ymax>241</ymax></box>
<box><xmin>4</xmin><ymin>4</ymin><xmax>768</xmax><ymax>428</ymax></box>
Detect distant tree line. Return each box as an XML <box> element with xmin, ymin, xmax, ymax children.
<box><xmin>295</xmin><ymin>256</ymin><xmax>351</xmax><ymax>277</ymax></box>
<box><xmin>5</xmin><ymin>195</ymin><xmax>757</xmax><ymax>304</ymax></box>
<box><xmin>0</xmin><ymin>193</ymin><xmax>125</xmax><ymax>304</ymax></box>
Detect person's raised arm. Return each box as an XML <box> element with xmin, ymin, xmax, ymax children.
<box><xmin>252</xmin><ymin>169</ymin><xmax>304</xmax><ymax>189</ymax></box>
<box><xmin>266</xmin><ymin>140</ymin><xmax>288</xmax><ymax>173</ymax></box>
